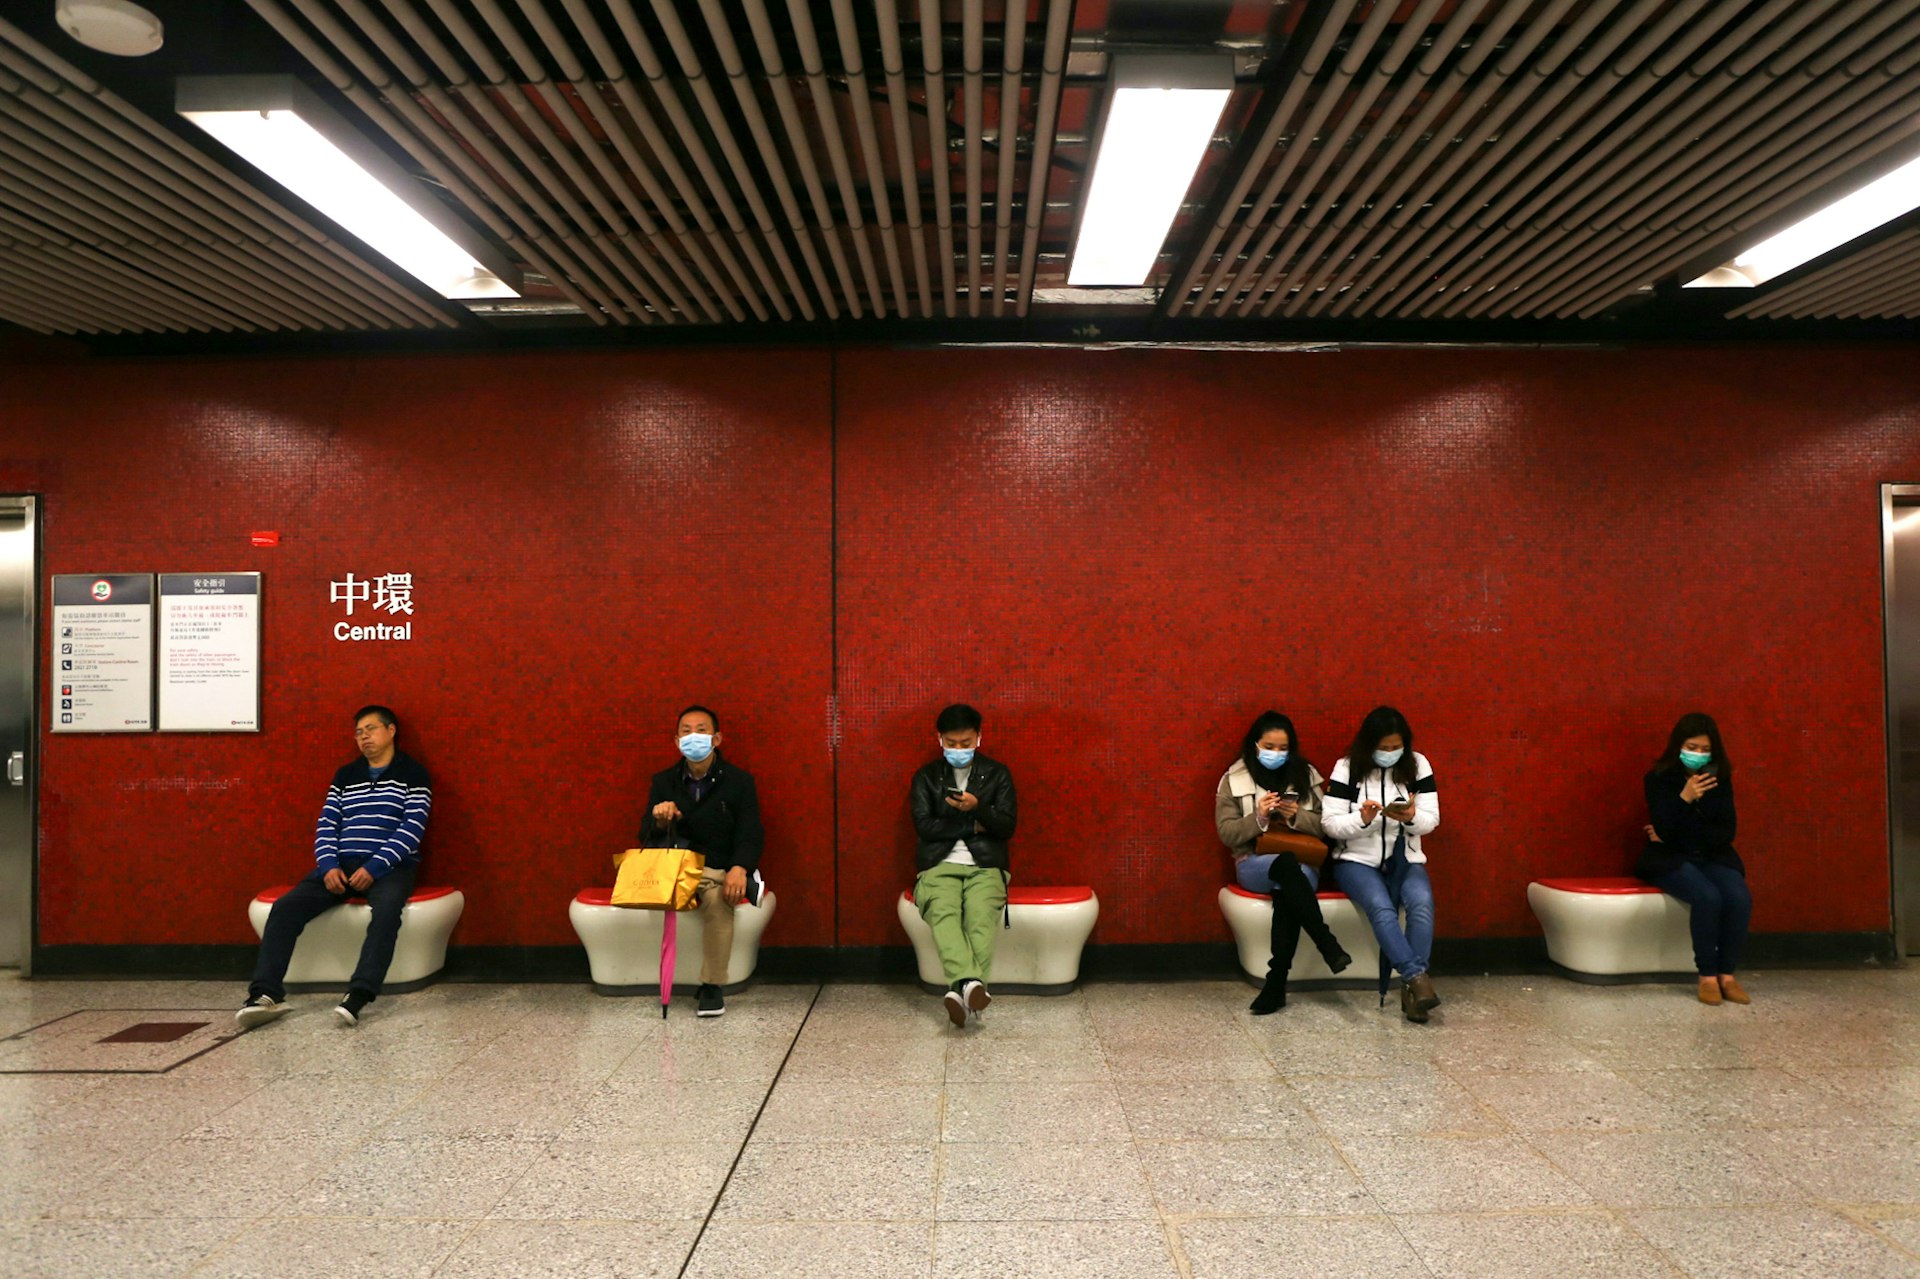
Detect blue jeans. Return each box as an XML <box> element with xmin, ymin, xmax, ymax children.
<box><xmin>1331</xmin><ymin>858</ymin><xmax>1434</xmax><ymax>979</ymax></box>
<box><xmin>1648</xmin><ymin>859</ymin><xmax>1751</xmax><ymax>975</ymax></box>
<box><xmin>1235</xmin><ymin>853</ymin><xmax>1320</xmax><ymax>893</ymax></box>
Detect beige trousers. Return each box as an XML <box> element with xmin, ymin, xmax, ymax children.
<box><xmin>691</xmin><ymin>867</ymin><xmax>735</xmax><ymax>986</ymax></box>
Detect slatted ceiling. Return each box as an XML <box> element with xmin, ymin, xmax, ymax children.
<box><xmin>1726</xmin><ymin>228</ymin><xmax>1920</xmax><ymax>321</ymax></box>
<box><xmin>1173</xmin><ymin>0</ymin><xmax>1920</xmax><ymax>324</ymax></box>
<box><xmin>3</xmin><ymin>1</ymin><xmax>1919</xmax><ymax>340</ymax></box>
<box><xmin>0</xmin><ymin>14</ymin><xmax>453</xmax><ymax>337</ymax></box>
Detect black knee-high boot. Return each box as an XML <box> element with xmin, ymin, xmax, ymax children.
<box><xmin>1269</xmin><ymin>854</ymin><xmax>1352</xmax><ymax>974</ymax></box>
<box><xmin>1248</xmin><ymin>904</ymin><xmax>1301</xmax><ymax>1015</ymax></box>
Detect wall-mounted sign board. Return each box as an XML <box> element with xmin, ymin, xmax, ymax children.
<box><xmin>157</xmin><ymin>574</ymin><xmax>261</xmax><ymax>732</ymax></box>
<box><xmin>50</xmin><ymin>574</ymin><xmax>154</xmax><ymax>732</ymax></box>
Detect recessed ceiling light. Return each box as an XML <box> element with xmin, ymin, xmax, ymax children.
<box><xmin>55</xmin><ymin>0</ymin><xmax>164</xmax><ymax>57</ymax></box>
<box><xmin>1686</xmin><ymin>151</ymin><xmax>1920</xmax><ymax>288</ymax></box>
<box><xmin>177</xmin><ymin>75</ymin><xmax>520</xmax><ymax>302</ymax></box>
<box><xmin>1068</xmin><ymin>56</ymin><xmax>1233</xmax><ymax>288</ymax></box>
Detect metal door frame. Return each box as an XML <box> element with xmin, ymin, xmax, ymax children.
<box><xmin>1881</xmin><ymin>484</ymin><xmax>1920</xmax><ymax>956</ymax></box>
<box><xmin>0</xmin><ymin>495</ymin><xmax>38</xmax><ymax>974</ymax></box>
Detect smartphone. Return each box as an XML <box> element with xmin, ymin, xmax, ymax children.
<box><xmin>1701</xmin><ymin>763</ymin><xmax>1719</xmax><ymax>778</ymax></box>
<box><xmin>945</xmin><ymin>787</ymin><xmax>966</xmax><ymax>802</ymax></box>
<box><xmin>1281</xmin><ymin>788</ymin><xmax>1300</xmax><ymax>802</ymax></box>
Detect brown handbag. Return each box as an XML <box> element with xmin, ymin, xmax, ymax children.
<box><xmin>1256</xmin><ymin>829</ymin><xmax>1330</xmax><ymax>870</ymax></box>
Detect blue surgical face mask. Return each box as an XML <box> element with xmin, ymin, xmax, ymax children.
<box><xmin>1372</xmin><ymin>747</ymin><xmax>1405</xmax><ymax>770</ymax></box>
<box><xmin>678</xmin><ymin>732</ymin><xmax>714</xmax><ymax>763</ymax></box>
<box><xmin>1679</xmin><ymin>749</ymin><xmax>1711</xmax><ymax>771</ymax></box>
<box><xmin>1256</xmin><ymin>748</ymin><xmax>1289</xmax><ymax>771</ymax></box>
<box><xmin>943</xmin><ymin>746</ymin><xmax>976</xmax><ymax>769</ymax></box>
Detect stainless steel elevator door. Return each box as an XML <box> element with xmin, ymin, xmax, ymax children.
<box><xmin>0</xmin><ymin>497</ymin><xmax>35</xmax><ymax>970</ymax></box>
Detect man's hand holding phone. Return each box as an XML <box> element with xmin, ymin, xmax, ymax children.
<box><xmin>945</xmin><ymin>789</ymin><xmax>979</xmax><ymax>812</ymax></box>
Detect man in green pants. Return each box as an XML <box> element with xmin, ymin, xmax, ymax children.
<box><xmin>909</xmin><ymin>703</ymin><xmax>1018</xmax><ymax>1026</ymax></box>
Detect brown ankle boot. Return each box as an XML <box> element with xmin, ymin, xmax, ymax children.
<box><xmin>1407</xmin><ymin>973</ymin><xmax>1440</xmax><ymax>1012</ymax></box>
<box><xmin>1697</xmin><ymin>976</ymin><xmax>1723</xmax><ymax>1006</ymax></box>
<box><xmin>1718</xmin><ymin>975</ymin><xmax>1750</xmax><ymax>1005</ymax></box>
<box><xmin>1399</xmin><ymin>982</ymin><xmax>1429</xmax><ymax>1024</ymax></box>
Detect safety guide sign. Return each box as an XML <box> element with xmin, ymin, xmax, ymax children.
<box><xmin>158</xmin><ymin>574</ymin><xmax>262</xmax><ymax>732</ymax></box>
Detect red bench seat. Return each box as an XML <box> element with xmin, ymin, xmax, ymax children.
<box><xmin>1225</xmin><ymin>882</ymin><xmax>1349</xmax><ymax>902</ymax></box>
<box><xmin>1532</xmin><ymin>877</ymin><xmax>1661</xmax><ymax>895</ymax></box>
<box><xmin>902</xmin><ymin>885</ymin><xmax>1094</xmax><ymax>907</ymax></box>
<box><xmin>255</xmin><ymin>883</ymin><xmax>460</xmax><ymax>906</ymax></box>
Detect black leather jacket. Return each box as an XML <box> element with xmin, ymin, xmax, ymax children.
<box><xmin>910</xmin><ymin>753</ymin><xmax>1017</xmax><ymax>871</ymax></box>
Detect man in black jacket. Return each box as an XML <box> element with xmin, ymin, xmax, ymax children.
<box><xmin>638</xmin><ymin>705</ymin><xmax>764</xmax><ymax>1017</ymax></box>
<box><xmin>909</xmin><ymin>703</ymin><xmax>1017</xmax><ymax>1026</ymax></box>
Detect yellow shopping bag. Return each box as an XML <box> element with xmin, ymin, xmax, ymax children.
<box><xmin>610</xmin><ymin>847</ymin><xmax>706</xmax><ymax>911</ymax></box>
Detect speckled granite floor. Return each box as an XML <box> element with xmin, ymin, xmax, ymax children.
<box><xmin>2</xmin><ymin>968</ymin><xmax>1918</xmax><ymax>1278</ymax></box>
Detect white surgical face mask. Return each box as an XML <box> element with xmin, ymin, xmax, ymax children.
<box><xmin>1372</xmin><ymin>747</ymin><xmax>1405</xmax><ymax>770</ymax></box>
<box><xmin>678</xmin><ymin>732</ymin><xmax>714</xmax><ymax>763</ymax></box>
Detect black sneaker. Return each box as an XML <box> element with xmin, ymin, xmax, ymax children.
<box><xmin>333</xmin><ymin>991</ymin><xmax>372</xmax><ymax>1027</ymax></box>
<box><xmin>696</xmin><ymin>984</ymin><xmax>725</xmax><ymax>1017</ymax></box>
<box><xmin>234</xmin><ymin>994</ymin><xmax>288</xmax><ymax>1030</ymax></box>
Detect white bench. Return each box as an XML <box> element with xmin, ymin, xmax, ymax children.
<box><xmin>248</xmin><ymin>884</ymin><xmax>464</xmax><ymax>992</ymax></box>
<box><xmin>569</xmin><ymin>888</ymin><xmax>776</xmax><ymax>993</ymax></box>
<box><xmin>1217</xmin><ymin>882</ymin><xmax>1384</xmax><ymax>986</ymax></box>
<box><xmin>1527</xmin><ymin>876</ymin><xmax>1694</xmax><ymax>980</ymax></box>
<box><xmin>897</xmin><ymin>885</ymin><xmax>1098</xmax><ymax>994</ymax></box>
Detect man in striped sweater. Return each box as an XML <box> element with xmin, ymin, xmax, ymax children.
<box><xmin>235</xmin><ymin>704</ymin><xmax>433</xmax><ymax>1029</ymax></box>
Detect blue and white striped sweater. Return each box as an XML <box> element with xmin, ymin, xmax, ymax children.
<box><xmin>313</xmin><ymin>752</ymin><xmax>432</xmax><ymax>879</ymax></box>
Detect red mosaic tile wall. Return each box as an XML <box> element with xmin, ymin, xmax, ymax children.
<box><xmin>832</xmin><ymin>345</ymin><xmax>1917</xmax><ymax>945</ymax></box>
<box><xmin>3</xmin><ymin>342</ymin><xmax>1913</xmax><ymax>950</ymax></box>
<box><xmin>2</xmin><ymin>350</ymin><xmax>835</xmax><ymax>948</ymax></box>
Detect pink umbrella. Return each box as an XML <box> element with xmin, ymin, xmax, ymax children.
<box><xmin>659</xmin><ymin>909</ymin><xmax>678</xmax><ymax>1018</ymax></box>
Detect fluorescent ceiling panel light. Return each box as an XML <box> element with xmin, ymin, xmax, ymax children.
<box><xmin>1686</xmin><ymin>151</ymin><xmax>1920</xmax><ymax>288</ymax></box>
<box><xmin>178</xmin><ymin>75</ymin><xmax>519</xmax><ymax>301</ymax></box>
<box><xmin>1068</xmin><ymin>56</ymin><xmax>1232</xmax><ymax>287</ymax></box>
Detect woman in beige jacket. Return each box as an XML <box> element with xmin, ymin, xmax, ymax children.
<box><xmin>1216</xmin><ymin>710</ymin><xmax>1352</xmax><ymax>1013</ymax></box>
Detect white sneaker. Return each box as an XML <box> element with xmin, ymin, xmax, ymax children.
<box><xmin>963</xmin><ymin>980</ymin><xmax>992</xmax><ymax>1018</ymax></box>
<box><xmin>943</xmin><ymin>989</ymin><xmax>967</xmax><ymax>1027</ymax></box>
<box><xmin>234</xmin><ymin>995</ymin><xmax>288</xmax><ymax>1030</ymax></box>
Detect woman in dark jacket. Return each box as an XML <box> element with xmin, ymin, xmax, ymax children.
<box><xmin>1639</xmin><ymin>712</ymin><xmax>1752</xmax><ymax>1006</ymax></box>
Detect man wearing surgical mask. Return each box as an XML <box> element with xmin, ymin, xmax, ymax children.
<box><xmin>638</xmin><ymin>705</ymin><xmax>764</xmax><ymax>1018</ymax></box>
<box><xmin>909</xmin><ymin>703</ymin><xmax>1019</xmax><ymax>1026</ymax></box>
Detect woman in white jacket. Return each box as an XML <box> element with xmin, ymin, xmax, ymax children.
<box><xmin>1320</xmin><ymin>706</ymin><xmax>1441</xmax><ymax>1023</ymax></box>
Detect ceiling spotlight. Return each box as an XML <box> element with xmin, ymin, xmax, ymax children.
<box><xmin>1069</xmin><ymin>55</ymin><xmax>1233</xmax><ymax>288</ymax></box>
<box><xmin>178</xmin><ymin>75</ymin><xmax>520</xmax><ymax>302</ymax></box>
<box><xmin>54</xmin><ymin>0</ymin><xmax>163</xmax><ymax>57</ymax></box>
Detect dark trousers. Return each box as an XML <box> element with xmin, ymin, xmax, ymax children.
<box><xmin>249</xmin><ymin>863</ymin><xmax>416</xmax><ymax>1001</ymax></box>
<box><xmin>1648</xmin><ymin>858</ymin><xmax>1751</xmax><ymax>975</ymax></box>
